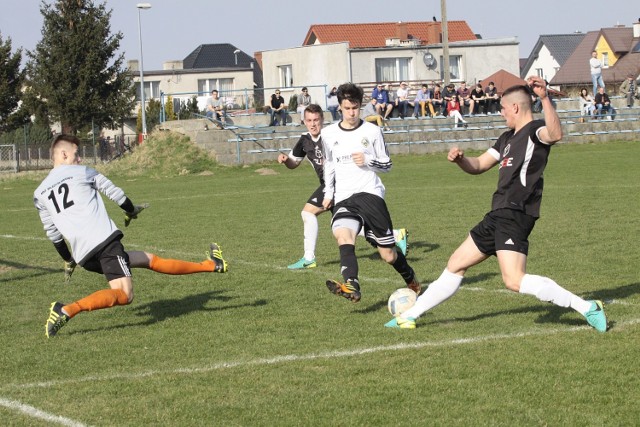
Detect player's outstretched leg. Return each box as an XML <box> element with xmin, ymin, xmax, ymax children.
<box><xmin>326</xmin><ymin>278</ymin><xmax>361</xmax><ymax>303</ymax></box>
<box><xmin>45</xmin><ymin>302</ymin><xmax>70</xmax><ymax>338</ymax></box>
<box><xmin>394</xmin><ymin>228</ymin><xmax>409</xmax><ymax>256</ymax></box>
<box><xmin>584</xmin><ymin>300</ymin><xmax>607</xmax><ymax>332</ymax></box>
<box><xmin>206</xmin><ymin>243</ymin><xmax>228</xmax><ymax>273</ymax></box>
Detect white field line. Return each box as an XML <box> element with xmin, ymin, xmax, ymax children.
<box><xmin>0</xmin><ymin>397</ymin><xmax>88</xmax><ymax>427</ymax></box>
<box><xmin>6</xmin><ymin>318</ymin><xmax>640</xmax><ymax>391</ymax></box>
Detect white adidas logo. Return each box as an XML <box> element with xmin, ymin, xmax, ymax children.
<box><xmin>505</xmin><ymin>238</ymin><xmax>514</xmax><ymax>245</ymax></box>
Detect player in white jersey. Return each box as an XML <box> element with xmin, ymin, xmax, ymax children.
<box><xmin>321</xmin><ymin>83</ymin><xmax>420</xmax><ymax>303</ymax></box>
<box><xmin>277</xmin><ymin>104</ymin><xmax>409</xmax><ymax>270</ymax></box>
<box><xmin>385</xmin><ymin>77</ymin><xmax>607</xmax><ymax>332</ymax></box>
<box><xmin>34</xmin><ymin>134</ymin><xmax>228</xmax><ymax>338</ymax></box>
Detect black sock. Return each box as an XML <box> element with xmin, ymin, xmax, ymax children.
<box><xmin>391</xmin><ymin>251</ymin><xmax>415</xmax><ymax>284</ymax></box>
<box><xmin>339</xmin><ymin>244</ymin><xmax>358</xmax><ymax>282</ymax></box>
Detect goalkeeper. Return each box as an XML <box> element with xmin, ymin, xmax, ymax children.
<box><xmin>34</xmin><ymin>134</ymin><xmax>228</xmax><ymax>338</ymax></box>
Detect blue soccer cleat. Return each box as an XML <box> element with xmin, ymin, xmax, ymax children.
<box><xmin>287</xmin><ymin>257</ymin><xmax>317</xmax><ymax>270</ymax></box>
<box><xmin>395</xmin><ymin>228</ymin><xmax>409</xmax><ymax>256</ymax></box>
<box><xmin>584</xmin><ymin>300</ymin><xmax>607</xmax><ymax>332</ymax></box>
<box><xmin>384</xmin><ymin>316</ymin><xmax>416</xmax><ymax>329</ymax></box>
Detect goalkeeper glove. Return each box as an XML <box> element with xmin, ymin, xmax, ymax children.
<box><xmin>64</xmin><ymin>260</ymin><xmax>77</xmax><ymax>283</ymax></box>
<box><xmin>124</xmin><ymin>203</ymin><xmax>150</xmax><ymax>227</ymax></box>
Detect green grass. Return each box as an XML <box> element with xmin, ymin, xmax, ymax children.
<box><xmin>0</xmin><ymin>140</ymin><xmax>639</xmax><ymax>426</ymax></box>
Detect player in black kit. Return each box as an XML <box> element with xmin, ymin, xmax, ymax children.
<box><xmin>386</xmin><ymin>76</ymin><xmax>607</xmax><ymax>332</ymax></box>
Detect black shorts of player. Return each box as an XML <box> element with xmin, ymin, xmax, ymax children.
<box><xmin>331</xmin><ymin>192</ymin><xmax>395</xmax><ymax>248</ymax></box>
<box><xmin>306</xmin><ymin>185</ymin><xmax>326</xmax><ymax>209</ymax></box>
<box><xmin>82</xmin><ymin>237</ymin><xmax>132</xmax><ymax>281</ymax></box>
<box><xmin>470</xmin><ymin>208</ymin><xmax>537</xmax><ymax>256</ymax></box>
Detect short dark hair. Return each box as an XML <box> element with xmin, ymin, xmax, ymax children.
<box><xmin>502</xmin><ymin>84</ymin><xmax>531</xmax><ymax>99</ymax></box>
<box><xmin>304</xmin><ymin>103</ymin><xmax>323</xmax><ymax>116</ymax></box>
<box><xmin>336</xmin><ymin>83</ymin><xmax>364</xmax><ymax>105</ymax></box>
<box><xmin>211</xmin><ymin>89</ymin><xmax>218</xmax><ymax>94</ymax></box>
<box><xmin>50</xmin><ymin>134</ymin><xmax>80</xmax><ymax>159</ymax></box>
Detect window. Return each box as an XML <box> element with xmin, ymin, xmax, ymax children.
<box><xmin>536</xmin><ymin>68</ymin><xmax>544</xmax><ymax>78</ymax></box>
<box><xmin>439</xmin><ymin>55</ymin><xmax>462</xmax><ymax>81</ymax></box>
<box><xmin>375</xmin><ymin>58</ymin><xmax>410</xmax><ymax>82</ymax></box>
<box><xmin>137</xmin><ymin>81</ymin><xmax>160</xmax><ymax>100</ymax></box>
<box><xmin>197</xmin><ymin>78</ymin><xmax>234</xmax><ymax>95</ymax></box>
<box><xmin>602</xmin><ymin>52</ymin><xmax>609</xmax><ymax>68</ymax></box>
<box><xmin>278</xmin><ymin>65</ymin><xmax>293</xmax><ymax>88</ymax></box>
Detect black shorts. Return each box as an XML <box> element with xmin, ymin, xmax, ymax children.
<box><xmin>82</xmin><ymin>237</ymin><xmax>132</xmax><ymax>281</ymax></box>
<box><xmin>306</xmin><ymin>185</ymin><xmax>325</xmax><ymax>208</ymax></box>
<box><xmin>470</xmin><ymin>208</ymin><xmax>537</xmax><ymax>256</ymax></box>
<box><xmin>332</xmin><ymin>192</ymin><xmax>395</xmax><ymax>248</ymax></box>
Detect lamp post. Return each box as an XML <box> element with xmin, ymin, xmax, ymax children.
<box><xmin>136</xmin><ymin>3</ymin><xmax>151</xmax><ymax>138</ymax></box>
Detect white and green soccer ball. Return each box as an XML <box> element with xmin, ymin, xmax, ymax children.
<box><xmin>387</xmin><ymin>288</ymin><xmax>417</xmax><ymax>317</ymax></box>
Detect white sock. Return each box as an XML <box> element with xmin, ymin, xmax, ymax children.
<box><xmin>401</xmin><ymin>269</ymin><xmax>463</xmax><ymax>319</ymax></box>
<box><xmin>519</xmin><ymin>274</ymin><xmax>591</xmax><ymax>314</ymax></box>
<box><xmin>301</xmin><ymin>211</ymin><xmax>318</xmax><ymax>261</ymax></box>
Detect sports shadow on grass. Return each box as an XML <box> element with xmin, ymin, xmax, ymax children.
<box><xmin>0</xmin><ymin>259</ymin><xmax>59</xmax><ymax>283</ymax></box>
<box><xmin>582</xmin><ymin>282</ymin><xmax>640</xmax><ymax>303</ymax></box>
<box><xmin>67</xmin><ymin>291</ymin><xmax>267</xmax><ymax>336</ymax></box>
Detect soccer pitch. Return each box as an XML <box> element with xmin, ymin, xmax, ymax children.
<box><xmin>0</xmin><ymin>140</ymin><xmax>638</xmax><ymax>426</ymax></box>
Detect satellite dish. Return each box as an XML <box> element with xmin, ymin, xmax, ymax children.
<box><xmin>423</xmin><ymin>52</ymin><xmax>436</xmax><ymax>69</ymax></box>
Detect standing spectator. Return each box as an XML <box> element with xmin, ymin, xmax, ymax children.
<box><xmin>442</xmin><ymin>83</ymin><xmax>457</xmax><ymax>115</ymax></box>
<box><xmin>395</xmin><ymin>81</ymin><xmax>410</xmax><ymax>119</ymax></box>
<box><xmin>578</xmin><ymin>87</ymin><xmax>595</xmax><ymax>121</ymax></box>
<box><xmin>385</xmin><ymin>77</ymin><xmax>607</xmax><ymax>333</ymax></box>
<box><xmin>471</xmin><ymin>83</ymin><xmax>486</xmax><ymax>115</ymax></box>
<box><xmin>269</xmin><ymin>90</ymin><xmax>287</xmax><ymax>126</ymax></box>
<box><xmin>296</xmin><ymin>87</ymin><xmax>312</xmax><ymax>123</ymax></box>
<box><xmin>594</xmin><ymin>86</ymin><xmax>616</xmax><ymax>120</ymax></box>
<box><xmin>484</xmin><ymin>81</ymin><xmax>500</xmax><ymax>114</ymax></box>
<box><xmin>456</xmin><ymin>82</ymin><xmax>475</xmax><ymax>116</ymax></box>
<box><xmin>589</xmin><ymin>51</ymin><xmax>605</xmax><ymax>96</ymax></box>
<box><xmin>206</xmin><ymin>89</ymin><xmax>226</xmax><ymax>128</ymax></box>
<box><xmin>446</xmin><ymin>94</ymin><xmax>468</xmax><ymax>128</ymax></box>
<box><xmin>321</xmin><ymin>83</ymin><xmax>420</xmax><ymax>303</ymax></box>
<box><xmin>372</xmin><ymin>83</ymin><xmax>393</xmax><ymax>119</ymax></box>
<box><xmin>619</xmin><ymin>74</ymin><xmax>638</xmax><ymax>108</ymax></box>
<box><xmin>326</xmin><ymin>86</ymin><xmax>340</xmax><ymax>121</ymax></box>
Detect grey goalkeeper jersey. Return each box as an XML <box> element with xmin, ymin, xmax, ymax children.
<box><xmin>34</xmin><ymin>165</ymin><xmax>127</xmax><ymax>265</ymax></box>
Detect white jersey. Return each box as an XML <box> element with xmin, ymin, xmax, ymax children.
<box><xmin>34</xmin><ymin>165</ymin><xmax>127</xmax><ymax>265</ymax></box>
<box><xmin>321</xmin><ymin>119</ymin><xmax>391</xmax><ymax>204</ymax></box>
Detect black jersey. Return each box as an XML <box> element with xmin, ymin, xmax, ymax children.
<box><xmin>488</xmin><ymin>119</ymin><xmax>550</xmax><ymax>218</ymax></box>
<box><xmin>290</xmin><ymin>133</ymin><xmax>325</xmax><ymax>184</ymax></box>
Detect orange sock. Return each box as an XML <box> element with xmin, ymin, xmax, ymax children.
<box><xmin>63</xmin><ymin>289</ymin><xmax>129</xmax><ymax>318</ymax></box>
<box><xmin>149</xmin><ymin>255</ymin><xmax>214</xmax><ymax>274</ymax></box>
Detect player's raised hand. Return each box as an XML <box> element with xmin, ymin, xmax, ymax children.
<box><xmin>124</xmin><ymin>203</ymin><xmax>150</xmax><ymax>227</ymax></box>
<box><xmin>277</xmin><ymin>153</ymin><xmax>288</xmax><ymax>164</ymax></box>
<box><xmin>64</xmin><ymin>259</ymin><xmax>76</xmax><ymax>283</ymax></box>
<box><xmin>448</xmin><ymin>147</ymin><xmax>464</xmax><ymax>163</ymax></box>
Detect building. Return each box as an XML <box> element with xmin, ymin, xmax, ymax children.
<box><xmin>520</xmin><ymin>33</ymin><xmax>586</xmax><ymax>84</ymax></box>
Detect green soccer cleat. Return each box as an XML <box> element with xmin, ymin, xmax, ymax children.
<box><xmin>326</xmin><ymin>278</ymin><xmax>361</xmax><ymax>302</ymax></box>
<box><xmin>584</xmin><ymin>300</ymin><xmax>607</xmax><ymax>332</ymax></box>
<box><xmin>46</xmin><ymin>302</ymin><xmax>70</xmax><ymax>338</ymax></box>
<box><xmin>384</xmin><ymin>316</ymin><xmax>416</xmax><ymax>329</ymax></box>
<box><xmin>206</xmin><ymin>242</ymin><xmax>228</xmax><ymax>273</ymax></box>
<box><xmin>287</xmin><ymin>257</ymin><xmax>317</xmax><ymax>269</ymax></box>
<box><xmin>395</xmin><ymin>228</ymin><xmax>409</xmax><ymax>256</ymax></box>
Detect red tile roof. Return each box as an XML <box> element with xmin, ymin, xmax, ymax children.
<box><xmin>303</xmin><ymin>21</ymin><xmax>477</xmax><ymax>48</ymax></box>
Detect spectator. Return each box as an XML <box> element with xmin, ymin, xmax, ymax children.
<box><xmin>532</xmin><ymin>80</ymin><xmax>556</xmax><ymax>113</ymax></box>
<box><xmin>578</xmin><ymin>87</ymin><xmax>595</xmax><ymax>121</ymax></box>
<box><xmin>470</xmin><ymin>83</ymin><xmax>486</xmax><ymax>115</ymax></box>
<box><xmin>269</xmin><ymin>90</ymin><xmax>287</xmax><ymax>126</ymax></box>
<box><xmin>456</xmin><ymin>82</ymin><xmax>475</xmax><ymax>116</ymax></box>
<box><xmin>589</xmin><ymin>51</ymin><xmax>605</xmax><ymax>97</ymax></box>
<box><xmin>372</xmin><ymin>83</ymin><xmax>393</xmax><ymax>120</ymax></box>
<box><xmin>432</xmin><ymin>84</ymin><xmax>445</xmax><ymax>116</ymax></box>
<box><xmin>619</xmin><ymin>74</ymin><xmax>638</xmax><ymax>108</ymax></box>
<box><xmin>594</xmin><ymin>86</ymin><xmax>616</xmax><ymax>120</ymax></box>
<box><xmin>296</xmin><ymin>87</ymin><xmax>312</xmax><ymax>123</ymax></box>
<box><xmin>442</xmin><ymin>83</ymin><xmax>457</xmax><ymax>116</ymax></box>
<box><xmin>205</xmin><ymin>89</ymin><xmax>226</xmax><ymax>128</ymax></box>
<box><xmin>411</xmin><ymin>84</ymin><xmax>435</xmax><ymax>118</ymax></box>
<box><xmin>326</xmin><ymin>86</ymin><xmax>340</xmax><ymax>121</ymax></box>
<box><xmin>484</xmin><ymin>82</ymin><xmax>500</xmax><ymax>114</ymax></box>
<box><xmin>386</xmin><ymin>84</ymin><xmax>397</xmax><ymax>119</ymax></box>
<box><xmin>447</xmin><ymin>94</ymin><xmax>468</xmax><ymax>128</ymax></box>
<box><xmin>361</xmin><ymin>98</ymin><xmax>389</xmax><ymax>130</ymax></box>
<box><xmin>395</xmin><ymin>81</ymin><xmax>410</xmax><ymax>119</ymax></box>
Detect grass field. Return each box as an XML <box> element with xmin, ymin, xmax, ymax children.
<box><xmin>0</xmin><ymin>139</ymin><xmax>639</xmax><ymax>426</ymax></box>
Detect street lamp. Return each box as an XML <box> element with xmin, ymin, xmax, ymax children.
<box><xmin>136</xmin><ymin>3</ymin><xmax>151</xmax><ymax>137</ymax></box>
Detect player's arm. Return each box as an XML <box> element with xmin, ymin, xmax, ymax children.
<box><xmin>35</xmin><ymin>198</ymin><xmax>76</xmax><ymax>282</ymax></box>
<box><xmin>361</xmin><ymin>129</ymin><xmax>392</xmax><ymax>173</ymax></box>
<box><xmin>322</xmin><ymin>140</ymin><xmax>336</xmax><ymax>209</ymax></box>
<box><xmin>92</xmin><ymin>169</ymin><xmax>148</xmax><ymax>226</ymax></box>
<box><xmin>527</xmin><ymin>76</ymin><xmax>562</xmax><ymax>144</ymax></box>
<box><xmin>448</xmin><ymin>147</ymin><xmax>498</xmax><ymax>175</ymax></box>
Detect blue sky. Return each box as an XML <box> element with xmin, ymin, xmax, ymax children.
<box><xmin>1</xmin><ymin>0</ymin><xmax>637</xmax><ymax>70</ymax></box>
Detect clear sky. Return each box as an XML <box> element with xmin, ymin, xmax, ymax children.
<box><xmin>1</xmin><ymin>0</ymin><xmax>637</xmax><ymax>71</ymax></box>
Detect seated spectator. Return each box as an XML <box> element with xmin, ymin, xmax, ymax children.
<box><xmin>386</xmin><ymin>83</ymin><xmax>397</xmax><ymax>119</ymax></box>
<box><xmin>432</xmin><ymin>84</ymin><xmax>445</xmax><ymax>116</ymax></box>
<box><xmin>395</xmin><ymin>81</ymin><xmax>410</xmax><ymax>119</ymax></box>
<box><xmin>411</xmin><ymin>84</ymin><xmax>435</xmax><ymax>118</ymax></box>
<box><xmin>456</xmin><ymin>81</ymin><xmax>475</xmax><ymax>116</ymax></box>
<box><xmin>205</xmin><ymin>89</ymin><xmax>226</xmax><ymax>128</ymax></box>
<box><xmin>269</xmin><ymin>90</ymin><xmax>287</xmax><ymax>126</ymax></box>
<box><xmin>361</xmin><ymin>98</ymin><xmax>389</xmax><ymax>130</ymax></box>
<box><xmin>296</xmin><ymin>87</ymin><xmax>312</xmax><ymax>123</ymax></box>
<box><xmin>442</xmin><ymin>83</ymin><xmax>457</xmax><ymax>115</ymax></box>
<box><xmin>326</xmin><ymin>86</ymin><xmax>340</xmax><ymax>121</ymax></box>
<box><xmin>446</xmin><ymin>94</ymin><xmax>468</xmax><ymax>128</ymax></box>
<box><xmin>578</xmin><ymin>87</ymin><xmax>595</xmax><ymax>121</ymax></box>
<box><xmin>619</xmin><ymin>74</ymin><xmax>638</xmax><ymax>108</ymax></box>
<box><xmin>372</xmin><ymin>83</ymin><xmax>393</xmax><ymax>120</ymax></box>
<box><xmin>470</xmin><ymin>84</ymin><xmax>486</xmax><ymax>115</ymax></box>
<box><xmin>484</xmin><ymin>81</ymin><xmax>500</xmax><ymax>114</ymax></box>
<box><xmin>594</xmin><ymin>86</ymin><xmax>616</xmax><ymax>120</ymax></box>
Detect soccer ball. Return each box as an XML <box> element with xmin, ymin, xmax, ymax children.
<box><xmin>387</xmin><ymin>288</ymin><xmax>417</xmax><ymax>317</ymax></box>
